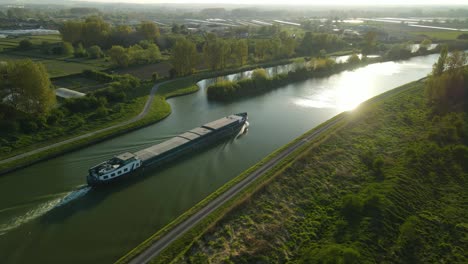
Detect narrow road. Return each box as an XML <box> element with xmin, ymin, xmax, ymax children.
<box><xmin>128</xmin><ymin>116</ymin><xmax>345</xmax><ymax>264</ymax></box>
<box><xmin>0</xmin><ymin>80</ymin><xmax>170</xmax><ymax>166</ymax></box>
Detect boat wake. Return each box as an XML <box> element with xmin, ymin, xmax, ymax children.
<box><xmin>0</xmin><ymin>186</ymin><xmax>91</xmax><ymax>236</ymax></box>
<box><xmin>54</xmin><ymin>186</ymin><xmax>91</xmax><ymax>208</ymax></box>
<box><xmin>237</xmin><ymin>122</ymin><xmax>249</xmax><ymax>138</ymax></box>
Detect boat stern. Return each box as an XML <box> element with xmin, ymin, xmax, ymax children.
<box><xmin>87</xmin><ymin>174</ymin><xmax>99</xmax><ymax>186</ymax></box>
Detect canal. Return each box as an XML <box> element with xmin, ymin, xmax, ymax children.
<box><xmin>0</xmin><ymin>53</ymin><xmax>440</xmax><ymax>263</ymax></box>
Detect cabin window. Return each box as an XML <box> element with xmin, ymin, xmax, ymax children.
<box><xmin>124</xmin><ymin>168</ymin><xmax>128</xmax><ymax>172</ymax></box>
<box><xmin>111</xmin><ymin>173</ymin><xmax>115</xmax><ymax>177</ymax></box>
<box><xmin>103</xmin><ymin>176</ymin><xmax>108</xmax><ymax>179</ymax></box>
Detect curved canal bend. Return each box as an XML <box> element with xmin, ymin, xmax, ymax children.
<box><xmin>0</xmin><ymin>54</ymin><xmax>440</xmax><ymax>264</ymax></box>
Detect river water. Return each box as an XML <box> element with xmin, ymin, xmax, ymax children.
<box><xmin>0</xmin><ymin>53</ymin><xmax>440</xmax><ymax>264</ymax></box>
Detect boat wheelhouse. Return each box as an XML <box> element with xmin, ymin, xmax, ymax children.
<box><xmin>87</xmin><ymin>152</ymin><xmax>142</xmax><ymax>185</ymax></box>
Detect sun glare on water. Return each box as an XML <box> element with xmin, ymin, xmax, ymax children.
<box><xmin>293</xmin><ymin>62</ymin><xmax>402</xmax><ymax>112</ymax></box>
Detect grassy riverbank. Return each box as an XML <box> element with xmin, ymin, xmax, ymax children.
<box><xmin>0</xmin><ymin>81</ymin><xmax>198</xmax><ymax>175</ymax></box>
<box><xmin>136</xmin><ymin>77</ymin><xmax>467</xmax><ymax>263</ymax></box>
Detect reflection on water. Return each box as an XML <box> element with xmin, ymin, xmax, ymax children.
<box><xmin>290</xmin><ymin>60</ymin><xmax>425</xmax><ymax>111</ymax></box>
<box><xmin>0</xmin><ymin>53</ymin><xmax>440</xmax><ymax>264</ymax></box>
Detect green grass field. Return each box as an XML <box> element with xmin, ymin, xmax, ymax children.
<box><xmin>411</xmin><ymin>31</ymin><xmax>464</xmax><ymax>40</ymax></box>
<box><xmin>0</xmin><ymin>35</ymin><xmax>111</xmax><ymax>77</ymax></box>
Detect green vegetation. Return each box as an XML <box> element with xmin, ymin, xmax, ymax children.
<box><xmin>0</xmin><ymin>59</ymin><xmax>55</xmax><ymax>116</ymax></box>
<box><xmin>108</xmin><ymin>42</ymin><xmax>161</xmax><ymax>67</ymax></box>
<box><xmin>171</xmin><ymin>37</ymin><xmax>198</xmax><ymax>76</ymax></box>
<box><xmin>411</xmin><ymin>31</ymin><xmax>465</xmax><ymax>41</ymax></box>
<box><xmin>147</xmin><ymin>52</ymin><xmax>467</xmax><ymax>263</ymax></box>
<box><xmin>206</xmin><ymin>56</ymin><xmax>374</xmax><ymax>101</ymax></box>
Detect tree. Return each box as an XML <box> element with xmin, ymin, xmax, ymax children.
<box><xmin>171</xmin><ymin>23</ymin><xmax>180</xmax><ymax>34</ymax></box>
<box><xmin>62</xmin><ymin>42</ymin><xmax>74</xmax><ymax>55</ymax></box>
<box><xmin>231</xmin><ymin>39</ymin><xmax>248</xmax><ymax>66</ymax></box>
<box><xmin>108</xmin><ymin>45</ymin><xmax>130</xmax><ymax>67</ymax></box>
<box><xmin>203</xmin><ymin>34</ymin><xmax>230</xmax><ymax>70</ymax></box>
<box><xmin>60</xmin><ymin>20</ymin><xmax>83</xmax><ymax>44</ymax></box>
<box><xmin>146</xmin><ymin>43</ymin><xmax>161</xmax><ymax>62</ymax></box>
<box><xmin>420</xmin><ymin>38</ymin><xmax>432</xmax><ymax>51</ymax></box>
<box><xmin>82</xmin><ymin>16</ymin><xmax>110</xmax><ymax>47</ymax></box>
<box><xmin>137</xmin><ymin>21</ymin><xmax>160</xmax><ymax>41</ymax></box>
<box><xmin>74</xmin><ymin>43</ymin><xmax>87</xmax><ymax>58</ymax></box>
<box><xmin>347</xmin><ymin>53</ymin><xmax>361</xmax><ymax>65</ymax></box>
<box><xmin>1</xmin><ymin>60</ymin><xmax>55</xmax><ymax>116</ymax></box>
<box><xmin>18</xmin><ymin>39</ymin><xmax>33</xmax><ymax>50</ymax></box>
<box><xmin>172</xmin><ymin>38</ymin><xmax>198</xmax><ymax>76</ymax></box>
<box><xmin>432</xmin><ymin>45</ymin><xmax>448</xmax><ymax>76</ymax></box>
<box><xmin>426</xmin><ymin>49</ymin><xmax>467</xmax><ymax>112</ymax></box>
<box><xmin>363</xmin><ymin>31</ymin><xmax>377</xmax><ymax>55</ymax></box>
<box><xmin>87</xmin><ymin>45</ymin><xmax>103</xmax><ymax>59</ymax></box>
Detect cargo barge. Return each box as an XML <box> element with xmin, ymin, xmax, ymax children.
<box><xmin>86</xmin><ymin>113</ymin><xmax>248</xmax><ymax>186</ymax></box>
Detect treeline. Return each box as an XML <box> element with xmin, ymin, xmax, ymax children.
<box><xmin>206</xmin><ymin>55</ymin><xmax>367</xmax><ymax>101</ymax></box>
<box><xmin>426</xmin><ymin>48</ymin><xmax>467</xmax><ymax>113</ymax></box>
<box><xmin>170</xmin><ymin>31</ymin><xmax>346</xmax><ymax>76</ymax></box>
<box><xmin>60</xmin><ymin>16</ymin><xmax>160</xmax><ymax>48</ymax></box>
<box><xmin>108</xmin><ymin>41</ymin><xmax>161</xmax><ymax>67</ymax></box>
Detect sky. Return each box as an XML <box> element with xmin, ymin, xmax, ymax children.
<box><xmin>77</xmin><ymin>0</ymin><xmax>468</xmax><ymax>5</ymax></box>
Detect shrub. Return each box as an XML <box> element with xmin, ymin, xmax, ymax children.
<box><xmin>152</xmin><ymin>72</ymin><xmax>159</xmax><ymax>82</ymax></box>
<box><xmin>63</xmin><ymin>96</ymin><xmax>102</xmax><ymax>113</ymax></box>
<box><xmin>0</xmin><ymin>120</ymin><xmax>19</xmax><ymax>133</ymax></box>
<box><xmin>20</xmin><ymin>120</ymin><xmax>38</xmax><ymax>133</ymax></box>
<box><xmin>74</xmin><ymin>43</ymin><xmax>87</xmax><ymax>58</ymax></box>
<box><xmin>18</xmin><ymin>39</ymin><xmax>32</xmax><ymax>50</ymax></box>
<box><xmin>62</xmin><ymin>42</ymin><xmax>74</xmax><ymax>55</ymax></box>
<box><xmin>346</xmin><ymin>53</ymin><xmax>361</xmax><ymax>65</ymax></box>
<box><xmin>94</xmin><ymin>106</ymin><xmax>109</xmax><ymax>118</ymax></box>
<box><xmin>47</xmin><ymin>109</ymin><xmax>64</xmax><ymax>125</ymax></box>
<box><xmin>88</xmin><ymin>45</ymin><xmax>103</xmax><ymax>59</ymax></box>
<box><xmin>340</xmin><ymin>194</ymin><xmax>363</xmax><ymax>224</ymax></box>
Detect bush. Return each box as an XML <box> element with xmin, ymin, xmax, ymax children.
<box><xmin>346</xmin><ymin>53</ymin><xmax>361</xmax><ymax>65</ymax></box>
<box><xmin>93</xmin><ymin>106</ymin><xmax>109</xmax><ymax>118</ymax></box>
<box><xmin>18</xmin><ymin>39</ymin><xmax>32</xmax><ymax>50</ymax></box>
<box><xmin>47</xmin><ymin>109</ymin><xmax>65</xmax><ymax>125</ymax></box>
<box><xmin>340</xmin><ymin>194</ymin><xmax>363</xmax><ymax>224</ymax></box>
<box><xmin>88</xmin><ymin>45</ymin><xmax>103</xmax><ymax>59</ymax></box>
<box><xmin>152</xmin><ymin>72</ymin><xmax>159</xmax><ymax>82</ymax></box>
<box><xmin>67</xmin><ymin>115</ymin><xmax>85</xmax><ymax>129</ymax></box>
<box><xmin>62</xmin><ymin>42</ymin><xmax>74</xmax><ymax>55</ymax></box>
<box><xmin>20</xmin><ymin>120</ymin><xmax>38</xmax><ymax>133</ymax></box>
<box><xmin>74</xmin><ymin>43</ymin><xmax>87</xmax><ymax>58</ymax></box>
<box><xmin>63</xmin><ymin>96</ymin><xmax>103</xmax><ymax>113</ymax></box>
<box><xmin>0</xmin><ymin>120</ymin><xmax>19</xmax><ymax>133</ymax></box>
<box><xmin>93</xmin><ymin>87</ymin><xmax>126</xmax><ymax>102</ymax></box>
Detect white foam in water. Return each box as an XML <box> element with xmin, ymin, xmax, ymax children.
<box><xmin>54</xmin><ymin>186</ymin><xmax>91</xmax><ymax>208</ymax></box>
<box><xmin>0</xmin><ymin>186</ymin><xmax>91</xmax><ymax>235</ymax></box>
